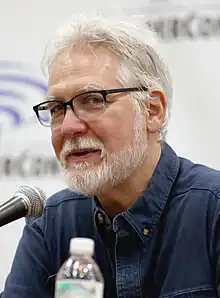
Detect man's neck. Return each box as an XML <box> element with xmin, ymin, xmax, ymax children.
<box><xmin>98</xmin><ymin>143</ymin><xmax>162</xmax><ymax>217</ymax></box>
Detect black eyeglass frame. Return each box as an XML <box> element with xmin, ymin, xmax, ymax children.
<box><xmin>33</xmin><ymin>86</ymin><xmax>148</xmax><ymax>127</ymax></box>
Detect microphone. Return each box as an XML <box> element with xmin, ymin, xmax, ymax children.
<box><xmin>0</xmin><ymin>185</ymin><xmax>46</xmax><ymax>228</ymax></box>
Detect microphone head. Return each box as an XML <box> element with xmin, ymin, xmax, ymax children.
<box><xmin>15</xmin><ymin>185</ymin><xmax>46</xmax><ymax>217</ymax></box>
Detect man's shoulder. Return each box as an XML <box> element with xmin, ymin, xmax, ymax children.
<box><xmin>26</xmin><ymin>188</ymin><xmax>94</xmax><ymax>226</ymax></box>
<box><xmin>178</xmin><ymin>156</ymin><xmax>220</xmax><ymax>199</ymax></box>
<box><xmin>45</xmin><ymin>188</ymin><xmax>91</xmax><ymax>208</ymax></box>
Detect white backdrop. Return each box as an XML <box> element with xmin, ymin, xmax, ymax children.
<box><xmin>1</xmin><ymin>0</ymin><xmax>220</xmax><ymax>291</ymax></box>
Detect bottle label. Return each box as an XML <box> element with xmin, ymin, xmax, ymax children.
<box><xmin>55</xmin><ymin>279</ymin><xmax>104</xmax><ymax>298</ymax></box>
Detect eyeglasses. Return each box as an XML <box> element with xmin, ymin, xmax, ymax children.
<box><xmin>33</xmin><ymin>86</ymin><xmax>148</xmax><ymax>127</ymax></box>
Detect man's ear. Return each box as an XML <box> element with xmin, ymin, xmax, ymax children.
<box><xmin>145</xmin><ymin>90</ymin><xmax>167</xmax><ymax>134</ymax></box>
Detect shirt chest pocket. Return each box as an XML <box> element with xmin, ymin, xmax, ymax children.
<box><xmin>161</xmin><ymin>288</ymin><xmax>217</xmax><ymax>298</ymax></box>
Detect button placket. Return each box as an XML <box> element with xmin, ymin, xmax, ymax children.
<box><xmin>114</xmin><ymin>217</ymin><xmax>142</xmax><ymax>298</ymax></box>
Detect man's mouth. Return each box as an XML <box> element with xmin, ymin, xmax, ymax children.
<box><xmin>71</xmin><ymin>149</ymin><xmax>99</xmax><ymax>156</ymax></box>
<box><xmin>65</xmin><ymin>149</ymin><xmax>101</xmax><ymax>163</ymax></box>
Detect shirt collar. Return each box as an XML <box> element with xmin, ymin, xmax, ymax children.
<box><xmin>123</xmin><ymin>142</ymin><xmax>180</xmax><ymax>245</ymax></box>
<box><xmin>93</xmin><ymin>142</ymin><xmax>180</xmax><ymax>245</ymax></box>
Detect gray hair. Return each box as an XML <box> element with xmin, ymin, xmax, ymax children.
<box><xmin>42</xmin><ymin>14</ymin><xmax>173</xmax><ymax>141</ymax></box>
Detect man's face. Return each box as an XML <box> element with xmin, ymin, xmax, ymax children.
<box><xmin>48</xmin><ymin>46</ymin><xmax>148</xmax><ymax>195</ymax></box>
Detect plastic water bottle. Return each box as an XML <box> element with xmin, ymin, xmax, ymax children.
<box><xmin>55</xmin><ymin>237</ymin><xmax>104</xmax><ymax>298</ymax></box>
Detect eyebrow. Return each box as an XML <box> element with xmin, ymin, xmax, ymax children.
<box><xmin>83</xmin><ymin>83</ymin><xmax>105</xmax><ymax>91</ymax></box>
<box><xmin>45</xmin><ymin>84</ymin><xmax>107</xmax><ymax>102</ymax></box>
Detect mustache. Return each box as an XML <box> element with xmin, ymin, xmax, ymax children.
<box><xmin>60</xmin><ymin>137</ymin><xmax>105</xmax><ymax>164</ymax></box>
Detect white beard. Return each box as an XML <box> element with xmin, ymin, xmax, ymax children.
<box><xmin>59</xmin><ymin>104</ymin><xmax>148</xmax><ymax>196</ymax></box>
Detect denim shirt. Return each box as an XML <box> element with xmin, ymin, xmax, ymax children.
<box><xmin>2</xmin><ymin>142</ymin><xmax>220</xmax><ymax>298</ymax></box>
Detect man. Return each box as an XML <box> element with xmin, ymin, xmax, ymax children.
<box><xmin>1</xmin><ymin>14</ymin><xmax>220</xmax><ymax>298</ymax></box>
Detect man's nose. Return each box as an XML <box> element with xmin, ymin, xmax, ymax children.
<box><xmin>60</xmin><ymin>108</ymin><xmax>88</xmax><ymax>138</ymax></box>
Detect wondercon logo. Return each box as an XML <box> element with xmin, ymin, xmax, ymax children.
<box><xmin>0</xmin><ymin>61</ymin><xmax>47</xmax><ymax>136</ymax></box>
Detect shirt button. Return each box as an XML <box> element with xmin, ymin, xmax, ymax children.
<box><xmin>97</xmin><ymin>212</ymin><xmax>104</xmax><ymax>224</ymax></box>
<box><xmin>143</xmin><ymin>228</ymin><xmax>149</xmax><ymax>236</ymax></box>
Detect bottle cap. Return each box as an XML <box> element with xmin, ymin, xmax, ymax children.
<box><xmin>70</xmin><ymin>237</ymin><xmax>95</xmax><ymax>256</ymax></box>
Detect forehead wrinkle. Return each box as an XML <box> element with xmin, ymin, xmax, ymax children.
<box><xmin>50</xmin><ymin>45</ymin><xmax>119</xmax><ymax>79</ymax></box>
<box><xmin>48</xmin><ymin>81</ymin><xmax>107</xmax><ymax>99</ymax></box>
<box><xmin>48</xmin><ymin>46</ymin><xmax>121</xmax><ymax>101</ymax></box>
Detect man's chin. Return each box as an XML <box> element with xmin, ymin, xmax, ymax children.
<box><xmin>64</xmin><ymin>161</ymin><xmax>99</xmax><ymax>173</ymax></box>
